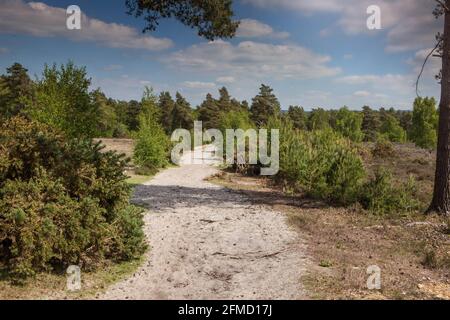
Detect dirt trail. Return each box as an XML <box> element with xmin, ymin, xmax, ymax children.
<box><xmin>100</xmin><ymin>147</ymin><xmax>308</xmax><ymax>300</ymax></box>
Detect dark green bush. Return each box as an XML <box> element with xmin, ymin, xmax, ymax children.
<box><xmin>359</xmin><ymin>169</ymin><xmax>421</xmax><ymax>215</ymax></box>
<box><xmin>0</xmin><ymin>117</ymin><xmax>146</xmax><ymax>280</ymax></box>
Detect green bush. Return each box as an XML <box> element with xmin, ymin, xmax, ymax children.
<box><xmin>372</xmin><ymin>136</ymin><xmax>395</xmax><ymax>158</ymax></box>
<box><xmin>273</xmin><ymin>117</ymin><xmax>365</xmax><ymax>205</ymax></box>
<box><xmin>359</xmin><ymin>169</ymin><xmax>421</xmax><ymax>215</ymax></box>
<box><xmin>133</xmin><ymin>113</ymin><xmax>170</xmax><ymax>172</ymax></box>
<box><xmin>0</xmin><ymin>117</ymin><xmax>146</xmax><ymax>280</ymax></box>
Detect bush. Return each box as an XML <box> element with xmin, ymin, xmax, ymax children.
<box><xmin>273</xmin><ymin>117</ymin><xmax>366</xmax><ymax>205</ymax></box>
<box><xmin>133</xmin><ymin>113</ymin><xmax>170</xmax><ymax>172</ymax></box>
<box><xmin>372</xmin><ymin>136</ymin><xmax>394</xmax><ymax>158</ymax></box>
<box><xmin>359</xmin><ymin>169</ymin><xmax>421</xmax><ymax>215</ymax></box>
<box><xmin>0</xmin><ymin>117</ymin><xmax>146</xmax><ymax>280</ymax></box>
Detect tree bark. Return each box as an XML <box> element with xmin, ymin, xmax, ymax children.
<box><xmin>430</xmin><ymin>2</ymin><xmax>450</xmax><ymax>215</ymax></box>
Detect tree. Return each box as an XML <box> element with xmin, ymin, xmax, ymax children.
<box><xmin>410</xmin><ymin>97</ymin><xmax>438</xmax><ymax>149</ymax></box>
<box><xmin>250</xmin><ymin>84</ymin><xmax>281</xmax><ymax>127</ymax></box>
<box><xmin>379</xmin><ymin>112</ymin><xmax>406</xmax><ymax>143</ymax></box>
<box><xmin>335</xmin><ymin>107</ymin><xmax>364</xmax><ymax>142</ymax></box>
<box><xmin>91</xmin><ymin>89</ymin><xmax>119</xmax><ymax>137</ymax></box>
<box><xmin>140</xmin><ymin>86</ymin><xmax>160</xmax><ymax>122</ymax></box>
<box><xmin>126</xmin><ymin>100</ymin><xmax>142</xmax><ymax>132</ymax></box>
<box><xmin>287</xmin><ymin>105</ymin><xmax>307</xmax><ymax>130</ymax></box>
<box><xmin>0</xmin><ymin>63</ymin><xmax>32</xmax><ymax>118</ymax></box>
<box><xmin>198</xmin><ymin>93</ymin><xmax>221</xmax><ymax>129</ymax></box>
<box><xmin>172</xmin><ymin>92</ymin><xmax>193</xmax><ymax>130</ymax></box>
<box><xmin>125</xmin><ymin>0</ymin><xmax>239</xmax><ymax>40</ymax></box>
<box><xmin>308</xmin><ymin>108</ymin><xmax>330</xmax><ymax>131</ymax></box>
<box><xmin>158</xmin><ymin>91</ymin><xmax>175</xmax><ymax>134</ymax></box>
<box><xmin>362</xmin><ymin>106</ymin><xmax>381</xmax><ymax>141</ymax></box>
<box><xmin>26</xmin><ymin>62</ymin><xmax>98</xmax><ymax>138</ymax></box>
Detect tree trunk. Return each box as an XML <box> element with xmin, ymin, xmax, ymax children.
<box><xmin>430</xmin><ymin>2</ymin><xmax>450</xmax><ymax>215</ymax></box>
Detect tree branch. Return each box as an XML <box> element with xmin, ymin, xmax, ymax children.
<box><xmin>416</xmin><ymin>39</ymin><xmax>443</xmax><ymax>97</ymax></box>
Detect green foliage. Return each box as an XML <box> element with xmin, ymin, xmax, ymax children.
<box><xmin>25</xmin><ymin>62</ymin><xmax>98</xmax><ymax>138</ymax></box>
<box><xmin>334</xmin><ymin>107</ymin><xmax>364</xmax><ymax>142</ymax></box>
<box><xmin>198</xmin><ymin>93</ymin><xmax>221</xmax><ymax>129</ymax></box>
<box><xmin>126</xmin><ymin>0</ymin><xmax>239</xmax><ymax>40</ymax></box>
<box><xmin>362</xmin><ymin>106</ymin><xmax>381</xmax><ymax>141</ymax></box>
<box><xmin>172</xmin><ymin>92</ymin><xmax>194</xmax><ymax>130</ymax></box>
<box><xmin>158</xmin><ymin>91</ymin><xmax>175</xmax><ymax>134</ymax></box>
<box><xmin>0</xmin><ymin>117</ymin><xmax>146</xmax><ymax>280</ymax></box>
<box><xmin>0</xmin><ymin>63</ymin><xmax>33</xmax><ymax>119</ymax></box>
<box><xmin>372</xmin><ymin>136</ymin><xmax>395</xmax><ymax>158</ymax></box>
<box><xmin>250</xmin><ymin>84</ymin><xmax>281</xmax><ymax>127</ymax></box>
<box><xmin>308</xmin><ymin>108</ymin><xmax>330</xmax><ymax>131</ymax></box>
<box><xmin>134</xmin><ymin>95</ymin><xmax>170</xmax><ymax>172</ymax></box>
<box><xmin>379</xmin><ymin>112</ymin><xmax>407</xmax><ymax>143</ymax></box>
<box><xmin>410</xmin><ymin>97</ymin><xmax>438</xmax><ymax>149</ymax></box>
<box><xmin>287</xmin><ymin>105</ymin><xmax>307</xmax><ymax>130</ymax></box>
<box><xmin>359</xmin><ymin>169</ymin><xmax>421</xmax><ymax>215</ymax></box>
<box><xmin>273</xmin><ymin>116</ymin><xmax>365</xmax><ymax>205</ymax></box>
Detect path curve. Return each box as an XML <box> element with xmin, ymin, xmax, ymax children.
<box><xmin>100</xmin><ymin>147</ymin><xmax>308</xmax><ymax>300</ymax></box>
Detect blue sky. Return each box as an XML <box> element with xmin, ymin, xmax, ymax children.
<box><xmin>0</xmin><ymin>0</ymin><xmax>443</xmax><ymax>110</ymax></box>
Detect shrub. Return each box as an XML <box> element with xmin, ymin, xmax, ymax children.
<box><xmin>133</xmin><ymin>113</ymin><xmax>170</xmax><ymax>172</ymax></box>
<box><xmin>359</xmin><ymin>169</ymin><xmax>421</xmax><ymax>215</ymax></box>
<box><xmin>372</xmin><ymin>136</ymin><xmax>395</xmax><ymax>158</ymax></box>
<box><xmin>273</xmin><ymin>117</ymin><xmax>366</xmax><ymax>206</ymax></box>
<box><xmin>0</xmin><ymin>117</ymin><xmax>146</xmax><ymax>280</ymax></box>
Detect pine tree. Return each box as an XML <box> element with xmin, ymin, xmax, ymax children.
<box><xmin>335</xmin><ymin>107</ymin><xmax>363</xmax><ymax>142</ymax></box>
<box><xmin>308</xmin><ymin>108</ymin><xmax>330</xmax><ymax>131</ymax></box>
<box><xmin>362</xmin><ymin>106</ymin><xmax>381</xmax><ymax>141</ymax></box>
<box><xmin>158</xmin><ymin>91</ymin><xmax>175</xmax><ymax>134</ymax></box>
<box><xmin>287</xmin><ymin>105</ymin><xmax>307</xmax><ymax>130</ymax></box>
<box><xmin>410</xmin><ymin>97</ymin><xmax>438</xmax><ymax>149</ymax></box>
<box><xmin>126</xmin><ymin>100</ymin><xmax>142</xmax><ymax>132</ymax></box>
<box><xmin>1</xmin><ymin>63</ymin><xmax>32</xmax><ymax>118</ymax></box>
<box><xmin>250</xmin><ymin>84</ymin><xmax>281</xmax><ymax>127</ymax></box>
<box><xmin>172</xmin><ymin>92</ymin><xmax>193</xmax><ymax>130</ymax></box>
<box><xmin>217</xmin><ymin>87</ymin><xmax>233</xmax><ymax>112</ymax></box>
<box><xmin>198</xmin><ymin>93</ymin><xmax>221</xmax><ymax>129</ymax></box>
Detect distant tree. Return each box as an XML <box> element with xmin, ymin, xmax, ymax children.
<box><xmin>216</xmin><ymin>87</ymin><xmax>233</xmax><ymax>112</ymax></box>
<box><xmin>250</xmin><ymin>84</ymin><xmax>281</xmax><ymax>127</ymax></box>
<box><xmin>158</xmin><ymin>91</ymin><xmax>175</xmax><ymax>134</ymax></box>
<box><xmin>126</xmin><ymin>100</ymin><xmax>142</xmax><ymax>132</ymax></box>
<box><xmin>287</xmin><ymin>105</ymin><xmax>307</xmax><ymax>130</ymax></box>
<box><xmin>91</xmin><ymin>89</ymin><xmax>119</xmax><ymax>137</ymax></box>
<box><xmin>173</xmin><ymin>92</ymin><xmax>194</xmax><ymax>130</ymax></box>
<box><xmin>410</xmin><ymin>97</ymin><xmax>438</xmax><ymax>149</ymax></box>
<box><xmin>26</xmin><ymin>62</ymin><xmax>98</xmax><ymax>138</ymax></box>
<box><xmin>379</xmin><ymin>112</ymin><xmax>406</xmax><ymax>143</ymax></box>
<box><xmin>0</xmin><ymin>63</ymin><xmax>33</xmax><ymax>118</ymax></box>
<box><xmin>397</xmin><ymin>110</ymin><xmax>413</xmax><ymax>137</ymax></box>
<box><xmin>361</xmin><ymin>106</ymin><xmax>381</xmax><ymax>141</ymax></box>
<box><xmin>0</xmin><ymin>78</ymin><xmax>10</xmax><ymax>116</ymax></box>
<box><xmin>308</xmin><ymin>108</ymin><xmax>330</xmax><ymax>131</ymax></box>
<box><xmin>335</xmin><ymin>107</ymin><xmax>364</xmax><ymax>142</ymax></box>
<box><xmin>198</xmin><ymin>93</ymin><xmax>221</xmax><ymax>129</ymax></box>
<box><xmin>140</xmin><ymin>86</ymin><xmax>160</xmax><ymax>121</ymax></box>
<box><xmin>125</xmin><ymin>0</ymin><xmax>239</xmax><ymax>41</ymax></box>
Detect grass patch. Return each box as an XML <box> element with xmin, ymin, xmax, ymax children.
<box><xmin>0</xmin><ymin>256</ymin><xmax>144</xmax><ymax>300</ymax></box>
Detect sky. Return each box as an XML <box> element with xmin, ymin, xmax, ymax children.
<box><xmin>0</xmin><ymin>0</ymin><xmax>444</xmax><ymax>110</ymax></box>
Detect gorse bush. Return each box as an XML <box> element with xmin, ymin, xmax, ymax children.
<box><xmin>0</xmin><ymin>117</ymin><xmax>146</xmax><ymax>280</ymax></box>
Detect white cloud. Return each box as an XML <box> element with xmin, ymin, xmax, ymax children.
<box><xmin>237</xmin><ymin>19</ymin><xmax>289</xmax><ymax>39</ymax></box>
<box><xmin>0</xmin><ymin>0</ymin><xmax>173</xmax><ymax>51</ymax></box>
<box><xmin>353</xmin><ymin>90</ymin><xmax>371</xmax><ymax>97</ymax></box>
<box><xmin>243</xmin><ymin>0</ymin><xmax>442</xmax><ymax>53</ymax></box>
<box><xmin>216</xmin><ymin>76</ymin><xmax>236</xmax><ymax>84</ymax></box>
<box><xmin>182</xmin><ymin>81</ymin><xmax>216</xmax><ymax>89</ymax></box>
<box><xmin>0</xmin><ymin>48</ymin><xmax>9</xmax><ymax>54</ymax></box>
<box><xmin>103</xmin><ymin>64</ymin><xmax>123</xmax><ymax>71</ymax></box>
<box><xmin>164</xmin><ymin>40</ymin><xmax>340</xmax><ymax>79</ymax></box>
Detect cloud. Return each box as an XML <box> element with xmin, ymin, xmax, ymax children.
<box><xmin>216</xmin><ymin>76</ymin><xmax>236</xmax><ymax>84</ymax></box>
<box><xmin>353</xmin><ymin>90</ymin><xmax>371</xmax><ymax>97</ymax></box>
<box><xmin>243</xmin><ymin>0</ymin><xmax>442</xmax><ymax>53</ymax></box>
<box><xmin>182</xmin><ymin>81</ymin><xmax>216</xmax><ymax>89</ymax></box>
<box><xmin>236</xmin><ymin>19</ymin><xmax>289</xmax><ymax>39</ymax></box>
<box><xmin>0</xmin><ymin>0</ymin><xmax>173</xmax><ymax>51</ymax></box>
<box><xmin>103</xmin><ymin>64</ymin><xmax>123</xmax><ymax>71</ymax></box>
<box><xmin>0</xmin><ymin>48</ymin><xmax>9</xmax><ymax>54</ymax></box>
<box><xmin>164</xmin><ymin>40</ymin><xmax>340</xmax><ymax>80</ymax></box>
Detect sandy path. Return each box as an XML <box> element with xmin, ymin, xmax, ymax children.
<box><xmin>100</xmin><ymin>147</ymin><xmax>308</xmax><ymax>300</ymax></box>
